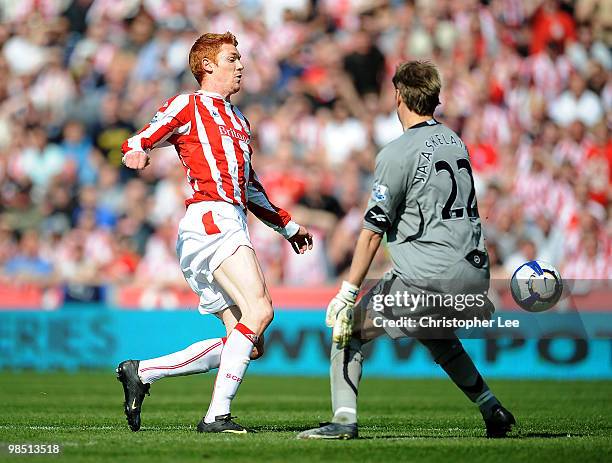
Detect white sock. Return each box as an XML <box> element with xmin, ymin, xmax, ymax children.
<box><xmin>138</xmin><ymin>338</ymin><xmax>225</xmax><ymax>384</ymax></box>
<box><xmin>204</xmin><ymin>323</ymin><xmax>256</xmax><ymax>423</ymax></box>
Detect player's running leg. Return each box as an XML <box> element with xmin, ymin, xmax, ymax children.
<box><xmin>298</xmin><ymin>307</ymin><xmax>384</xmax><ymax>439</ymax></box>
<box><xmin>116</xmin><ymin>318</ymin><xmax>230</xmax><ymax>432</ymax></box>
<box><xmin>197</xmin><ymin>245</ymin><xmax>273</xmax><ymax>433</ymax></box>
<box><xmin>117</xmin><ymin>338</ymin><xmax>224</xmax><ymax>431</ymax></box>
<box><xmin>117</xmin><ymin>305</ymin><xmax>266</xmax><ymax>432</ymax></box>
<box><xmin>418</xmin><ymin>335</ymin><xmax>516</xmax><ymax>437</ymax></box>
<box><xmin>137</xmin><ymin>338</ymin><xmax>226</xmax><ymax>384</ymax></box>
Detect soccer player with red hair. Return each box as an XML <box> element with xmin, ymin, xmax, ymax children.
<box><xmin>117</xmin><ymin>32</ymin><xmax>312</xmax><ymax>434</ymax></box>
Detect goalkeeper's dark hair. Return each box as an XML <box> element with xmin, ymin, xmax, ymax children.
<box><xmin>392</xmin><ymin>61</ymin><xmax>441</xmax><ymax>116</ymax></box>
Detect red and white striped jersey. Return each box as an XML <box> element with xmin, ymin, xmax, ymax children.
<box><xmin>121</xmin><ymin>91</ymin><xmax>298</xmax><ymax>238</ymax></box>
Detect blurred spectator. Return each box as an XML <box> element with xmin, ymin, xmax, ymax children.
<box><xmin>566</xmin><ymin>22</ymin><xmax>612</xmax><ymax>72</ymax></box>
<box><xmin>549</xmin><ymin>72</ymin><xmax>604</xmax><ymax>127</ymax></box>
<box><xmin>55</xmin><ymin>233</ymin><xmax>103</xmax><ymax>302</ymax></box>
<box><xmin>97</xmin><ymin>163</ymin><xmax>124</xmax><ymax>216</ymax></box>
<box><xmin>15</xmin><ymin>126</ymin><xmax>65</xmax><ymax>196</ymax></box>
<box><xmin>73</xmin><ymin>209</ymin><xmax>114</xmax><ymax>267</ymax></box>
<box><xmin>524</xmin><ymin>213</ymin><xmax>566</xmax><ymax>266</ymax></box>
<box><xmin>60</xmin><ymin>120</ymin><xmax>98</xmax><ymax>185</ymax></box>
<box><xmin>258</xmin><ymin>141</ymin><xmax>305</xmax><ymax>209</ymax></box>
<box><xmin>3</xmin><ymin>230</ymin><xmax>54</xmax><ymax>282</ymax></box>
<box><xmin>41</xmin><ymin>183</ymin><xmax>74</xmax><ymax>236</ymax></box>
<box><xmin>343</xmin><ymin>30</ymin><xmax>386</xmax><ymax>96</ymax></box>
<box><xmin>504</xmin><ymin>237</ymin><xmax>539</xmax><ymax>276</ymax></box>
<box><xmin>104</xmin><ymin>234</ymin><xmax>140</xmax><ymax>283</ymax></box>
<box><xmin>530</xmin><ymin>0</ymin><xmax>577</xmax><ymax>54</ymax></box>
<box><xmin>62</xmin><ymin>0</ymin><xmax>93</xmax><ymax>35</ymax></box>
<box><xmin>134</xmin><ymin>219</ymin><xmax>184</xmax><ymax>290</ymax></box>
<box><xmin>91</xmin><ymin>93</ymin><xmax>136</xmax><ymax>169</ymax></box>
<box><xmin>294</xmin><ymin>163</ymin><xmax>344</xmax><ymax>234</ymax></box>
<box><xmin>1</xmin><ymin>179</ymin><xmax>43</xmax><ymax>232</ymax></box>
<box><xmin>563</xmin><ymin>231</ymin><xmax>611</xmax><ymax>287</ymax></box>
<box><xmin>463</xmin><ymin>113</ymin><xmax>501</xmax><ymax>177</ymax></box>
<box><xmin>322</xmin><ymin>102</ymin><xmax>368</xmax><ymax>166</ymax></box>
<box><xmin>73</xmin><ymin>184</ymin><xmax>117</xmax><ymax>229</ymax></box>
<box><xmin>486</xmin><ymin>240</ymin><xmax>507</xmax><ymax>280</ymax></box>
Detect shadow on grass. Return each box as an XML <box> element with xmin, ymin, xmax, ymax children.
<box><xmin>251</xmin><ymin>425</ymin><xmax>315</xmax><ymax>433</ymax></box>
<box><xmin>354</xmin><ymin>432</ymin><xmax>583</xmax><ymax>440</ymax></box>
<box><xmin>511</xmin><ymin>432</ymin><xmax>583</xmax><ymax>439</ymax></box>
<box><xmin>99</xmin><ymin>423</ymin><xmax>587</xmax><ymax>440</ymax></box>
<box><xmin>249</xmin><ymin>425</ymin><xmax>585</xmax><ymax>440</ymax></box>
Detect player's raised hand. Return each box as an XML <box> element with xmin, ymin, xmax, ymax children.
<box><xmin>288</xmin><ymin>225</ymin><xmax>313</xmax><ymax>254</ymax></box>
<box><xmin>326</xmin><ymin>281</ymin><xmax>359</xmax><ymax>348</ymax></box>
<box><xmin>122</xmin><ymin>150</ymin><xmax>150</xmax><ymax>170</ymax></box>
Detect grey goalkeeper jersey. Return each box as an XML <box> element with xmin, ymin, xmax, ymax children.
<box><xmin>363</xmin><ymin>119</ymin><xmax>487</xmax><ymax>281</ymax></box>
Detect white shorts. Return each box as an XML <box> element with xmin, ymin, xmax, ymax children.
<box><xmin>176</xmin><ymin>201</ymin><xmax>253</xmax><ymax>315</ymax></box>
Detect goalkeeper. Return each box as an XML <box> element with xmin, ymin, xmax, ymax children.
<box><xmin>298</xmin><ymin>61</ymin><xmax>515</xmax><ymax>440</ymax></box>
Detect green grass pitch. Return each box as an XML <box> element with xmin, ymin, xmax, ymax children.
<box><xmin>0</xmin><ymin>372</ymin><xmax>610</xmax><ymax>462</ymax></box>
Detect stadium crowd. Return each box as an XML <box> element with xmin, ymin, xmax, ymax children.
<box><xmin>0</xmin><ymin>0</ymin><xmax>610</xmax><ymax>303</ymax></box>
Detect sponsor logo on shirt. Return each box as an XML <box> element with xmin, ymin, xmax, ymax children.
<box><xmin>219</xmin><ymin>125</ymin><xmax>250</xmax><ymax>143</ymax></box>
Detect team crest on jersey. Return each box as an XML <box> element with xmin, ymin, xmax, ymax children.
<box><xmin>150</xmin><ymin>112</ymin><xmax>162</xmax><ymax>124</ymax></box>
<box><xmin>371</xmin><ymin>182</ymin><xmax>388</xmax><ymax>202</ymax></box>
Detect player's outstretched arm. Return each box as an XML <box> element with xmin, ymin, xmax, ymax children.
<box><xmin>121</xmin><ymin>94</ymin><xmax>190</xmax><ymax>170</ymax></box>
<box><xmin>327</xmin><ymin>228</ymin><xmax>382</xmax><ymax>347</ymax></box>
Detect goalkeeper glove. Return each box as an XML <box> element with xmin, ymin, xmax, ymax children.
<box><xmin>326</xmin><ymin>281</ymin><xmax>360</xmax><ymax>348</ymax></box>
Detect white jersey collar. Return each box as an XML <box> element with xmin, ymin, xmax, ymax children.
<box><xmin>196</xmin><ymin>90</ymin><xmax>227</xmax><ymax>100</ymax></box>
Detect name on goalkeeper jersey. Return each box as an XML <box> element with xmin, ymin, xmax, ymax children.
<box><xmin>413</xmin><ymin>133</ymin><xmax>466</xmax><ymax>185</ymax></box>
